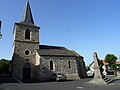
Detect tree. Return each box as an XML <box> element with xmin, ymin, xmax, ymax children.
<box><xmin>104</xmin><ymin>54</ymin><xmax>117</xmax><ymax>70</ymax></box>
<box><xmin>0</xmin><ymin>59</ymin><xmax>11</xmax><ymax>74</ymax></box>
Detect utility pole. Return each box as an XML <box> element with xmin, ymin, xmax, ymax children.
<box><xmin>0</xmin><ymin>21</ymin><xmax>2</xmax><ymax>39</ymax></box>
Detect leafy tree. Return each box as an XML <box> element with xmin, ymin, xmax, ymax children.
<box><xmin>104</xmin><ymin>54</ymin><xmax>117</xmax><ymax>70</ymax></box>
<box><xmin>0</xmin><ymin>59</ymin><xmax>11</xmax><ymax>74</ymax></box>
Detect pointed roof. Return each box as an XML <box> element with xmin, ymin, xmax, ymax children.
<box><xmin>20</xmin><ymin>0</ymin><xmax>34</xmax><ymax>25</ymax></box>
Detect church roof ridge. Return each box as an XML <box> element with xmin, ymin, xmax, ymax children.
<box><xmin>20</xmin><ymin>0</ymin><xmax>34</xmax><ymax>25</ymax></box>
<box><xmin>39</xmin><ymin>45</ymin><xmax>66</xmax><ymax>50</ymax></box>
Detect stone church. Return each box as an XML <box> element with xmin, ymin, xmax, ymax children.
<box><xmin>12</xmin><ymin>1</ymin><xmax>87</xmax><ymax>81</ymax></box>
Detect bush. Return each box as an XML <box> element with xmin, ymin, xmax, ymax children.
<box><xmin>0</xmin><ymin>59</ymin><xmax>11</xmax><ymax>74</ymax></box>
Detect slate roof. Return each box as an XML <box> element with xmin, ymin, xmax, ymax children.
<box><xmin>20</xmin><ymin>0</ymin><xmax>34</xmax><ymax>25</ymax></box>
<box><xmin>36</xmin><ymin>45</ymin><xmax>83</xmax><ymax>57</ymax></box>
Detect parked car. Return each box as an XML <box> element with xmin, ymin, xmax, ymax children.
<box><xmin>49</xmin><ymin>73</ymin><xmax>57</xmax><ymax>81</ymax></box>
<box><xmin>49</xmin><ymin>73</ymin><xmax>67</xmax><ymax>81</ymax></box>
<box><xmin>87</xmin><ymin>70</ymin><xmax>94</xmax><ymax>77</ymax></box>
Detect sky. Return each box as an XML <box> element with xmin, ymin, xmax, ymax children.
<box><xmin>1</xmin><ymin>0</ymin><xmax>120</xmax><ymax>65</ymax></box>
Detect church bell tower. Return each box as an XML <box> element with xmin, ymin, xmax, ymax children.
<box><xmin>12</xmin><ymin>1</ymin><xmax>40</xmax><ymax>80</ymax></box>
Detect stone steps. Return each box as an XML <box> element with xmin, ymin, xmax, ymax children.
<box><xmin>103</xmin><ymin>77</ymin><xmax>114</xmax><ymax>84</ymax></box>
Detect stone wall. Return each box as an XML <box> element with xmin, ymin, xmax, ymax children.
<box><xmin>13</xmin><ymin>23</ymin><xmax>39</xmax><ymax>42</ymax></box>
<box><xmin>37</xmin><ymin>56</ymin><xmax>85</xmax><ymax>80</ymax></box>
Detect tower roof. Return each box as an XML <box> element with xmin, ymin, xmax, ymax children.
<box><xmin>20</xmin><ymin>0</ymin><xmax>34</xmax><ymax>25</ymax></box>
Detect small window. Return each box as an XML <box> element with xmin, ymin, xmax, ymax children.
<box><xmin>25</xmin><ymin>29</ymin><xmax>30</xmax><ymax>39</ymax></box>
<box><xmin>68</xmin><ymin>61</ymin><xmax>71</xmax><ymax>69</ymax></box>
<box><xmin>25</xmin><ymin>59</ymin><xmax>29</xmax><ymax>61</ymax></box>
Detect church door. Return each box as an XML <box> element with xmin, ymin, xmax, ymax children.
<box><xmin>23</xmin><ymin>63</ymin><xmax>31</xmax><ymax>80</ymax></box>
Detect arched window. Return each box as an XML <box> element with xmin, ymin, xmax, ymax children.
<box><xmin>50</xmin><ymin>60</ymin><xmax>54</xmax><ymax>70</ymax></box>
<box><xmin>25</xmin><ymin>29</ymin><xmax>30</xmax><ymax>39</ymax></box>
<box><xmin>68</xmin><ymin>61</ymin><xmax>71</xmax><ymax>69</ymax></box>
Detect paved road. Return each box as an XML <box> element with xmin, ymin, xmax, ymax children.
<box><xmin>0</xmin><ymin>75</ymin><xmax>19</xmax><ymax>84</ymax></box>
<box><xmin>0</xmin><ymin>76</ymin><xmax>120</xmax><ymax>90</ymax></box>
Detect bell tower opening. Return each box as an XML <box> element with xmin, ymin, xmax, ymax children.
<box><xmin>25</xmin><ymin>29</ymin><xmax>30</xmax><ymax>39</ymax></box>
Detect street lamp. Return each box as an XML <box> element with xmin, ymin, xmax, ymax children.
<box><xmin>0</xmin><ymin>21</ymin><xmax>2</xmax><ymax>39</ymax></box>
<box><xmin>0</xmin><ymin>33</ymin><xmax>2</xmax><ymax>39</ymax></box>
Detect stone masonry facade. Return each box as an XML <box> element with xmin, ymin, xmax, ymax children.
<box><xmin>37</xmin><ymin>56</ymin><xmax>81</xmax><ymax>80</ymax></box>
<box><xmin>12</xmin><ymin>1</ymin><xmax>87</xmax><ymax>81</ymax></box>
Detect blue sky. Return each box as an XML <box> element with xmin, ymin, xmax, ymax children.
<box><xmin>0</xmin><ymin>0</ymin><xmax>120</xmax><ymax>65</ymax></box>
